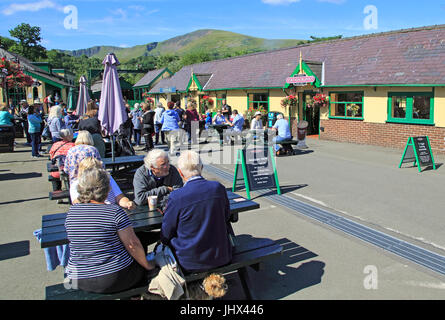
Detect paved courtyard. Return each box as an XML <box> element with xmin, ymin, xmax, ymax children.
<box><xmin>1</xmin><ymin>137</ymin><xmax>445</xmax><ymax>300</ymax></box>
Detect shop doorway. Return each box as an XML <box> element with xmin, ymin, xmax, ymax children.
<box><xmin>303</xmin><ymin>91</ymin><xmax>320</xmax><ymax>136</ymax></box>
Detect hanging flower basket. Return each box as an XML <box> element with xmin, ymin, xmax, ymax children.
<box><xmin>1</xmin><ymin>58</ymin><xmax>34</xmax><ymax>88</ymax></box>
<box><xmin>313</xmin><ymin>93</ymin><xmax>329</xmax><ymax>107</ymax></box>
<box><xmin>200</xmin><ymin>95</ymin><xmax>214</xmax><ymax>110</ymax></box>
<box><xmin>280</xmin><ymin>95</ymin><xmax>298</xmax><ymax>109</ymax></box>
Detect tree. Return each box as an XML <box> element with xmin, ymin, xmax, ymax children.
<box><xmin>9</xmin><ymin>23</ymin><xmax>47</xmax><ymax>61</ymax></box>
<box><xmin>0</xmin><ymin>36</ymin><xmax>16</xmax><ymax>51</ymax></box>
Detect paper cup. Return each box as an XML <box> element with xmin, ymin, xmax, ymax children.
<box><xmin>148</xmin><ymin>196</ymin><xmax>158</xmax><ymax>211</ymax></box>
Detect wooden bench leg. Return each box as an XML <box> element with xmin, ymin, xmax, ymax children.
<box><xmin>237</xmin><ymin>267</ymin><xmax>256</xmax><ymax>300</ymax></box>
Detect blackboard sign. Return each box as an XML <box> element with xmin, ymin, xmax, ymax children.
<box><xmin>399</xmin><ymin>136</ymin><xmax>436</xmax><ymax>172</ymax></box>
<box><xmin>233</xmin><ymin>146</ymin><xmax>281</xmax><ymax>199</ymax></box>
<box><xmin>244</xmin><ymin>148</ymin><xmax>276</xmax><ymax>191</ymax></box>
<box><xmin>413</xmin><ymin>137</ymin><xmax>433</xmax><ymax>167</ymax></box>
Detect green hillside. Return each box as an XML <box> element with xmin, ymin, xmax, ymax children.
<box><xmin>64</xmin><ymin>29</ymin><xmax>306</xmax><ymax>62</ymax></box>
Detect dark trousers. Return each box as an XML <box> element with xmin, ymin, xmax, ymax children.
<box><xmin>30</xmin><ymin>133</ymin><xmax>41</xmax><ymax>156</ymax></box>
<box><xmin>143</xmin><ymin>134</ymin><xmax>154</xmax><ymax>151</ymax></box>
<box><xmin>77</xmin><ymin>261</ymin><xmax>147</xmax><ymax>294</ymax></box>
<box><xmin>133</xmin><ymin>129</ymin><xmax>142</xmax><ymax>146</ymax></box>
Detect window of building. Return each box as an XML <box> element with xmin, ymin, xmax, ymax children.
<box><xmin>8</xmin><ymin>87</ymin><xmax>27</xmax><ymax>107</ymax></box>
<box><xmin>248</xmin><ymin>93</ymin><xmax>269</xmax><ymax>113</ymax></box>
<box><xmin>329</xmin><ymin>92</ymin><xmax>364</xmax><ymax>119</ymax></box>
<box><xmin>216</xmin><ymin>93</ymin><xmax>227</xmax><ymax>110</ymax></box>
<box><xmin>388</xmin><ymin>92</ymin><xmax>434</xmax><ymax>125</ymax></box>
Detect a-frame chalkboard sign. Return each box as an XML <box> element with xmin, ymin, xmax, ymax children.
<box><xmin>399</xmin><ymin>136</ymin><xmax>436</xmax><ymax>172</ymax></box>
<box><xmin>232</xmin><ymin>146</ymin><xmax>281</xmax><ymax>200</ymax></box>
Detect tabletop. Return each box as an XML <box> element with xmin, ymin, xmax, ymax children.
<box><xmin>102</xmin><ymin>155</ymin><xmax>145</xmax><ymax>166</ymax></box>
<box><xmin>40</xmin><ymin>191</ymin><xmax>259</xmax><ymax>249</ymax></box>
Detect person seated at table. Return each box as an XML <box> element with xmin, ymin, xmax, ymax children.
<box><xmin>0</xmin><ymin>104</ymin><xmax>14</xmax><ymax>126</ymax></box>
<box><xmin>64</xmin><ymin>130</ymin><xmax>102</xmax><ymax>181</ymax></box>
<box><xmin>65</xmin><ymin>167</ymin><xmax>156</xmax><ymax>294</ymax></box>
<box><xmin>226</xmin><ymin>110</ymin><xmax>244</xmax><ymax>144</ymax></box>
<box><xmin>271</xmin><ymin>114</ymin><xmax>293</xmax><ymax>156</ymax></box>
<box><xmin>250</xmin><ymin>111</ymin><xmax>264</xmax><ymax>131</ymax></box>
<box><xmin>64</xmin><ymin>108</ymin><xmax>79</xmax><ymax>130</ymax></box>
<box><xmin>49</xmin><ymin>128</ymin><xmax>76</xmax><ymax>191</ymax></box>
<box><xmin>47</xmin><ymin>105</ymin><xmax>66</xmax><ymax>143</ymax></box>
<box><xmin>70</xmin><ymin>157</ymin><xmax>135</xmax><ymax>210</ymax></box>
<box><xmin>161</xmin><ymin>150</ymin><xmax>232</xmax><ymax>275</ymax></box>
<box><xmin>133</xmin><ymin>149</ymin><xmax>183</xmax><ymax>207</ymax></box>
<box><xmin>212</xmin><ymin>110</ymin><xmax>227</xmax><ymax>125</ymax></box>
<box><xmin>77</xmin><ymin>107</ymin><xmax>106</xmax><ymax>158</ymax></box>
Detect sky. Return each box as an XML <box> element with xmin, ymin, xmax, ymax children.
<box><xmin>0</xmin><ymin>0</ymin><xmax>444</xmax><ymax>51</ymax></box>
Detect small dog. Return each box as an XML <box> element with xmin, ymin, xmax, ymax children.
<box><xmin>184</xmin><ymin>274</ymin><xmax>228</xmax><ymax>300</ymax></box>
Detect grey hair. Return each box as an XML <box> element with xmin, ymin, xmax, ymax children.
<box><xmin>144</xmin><ymin>149</ymin><xmax>169</xmax><ymax>169</ymax></box>
<box><xmin>156</xmin><ymin>102</ymin><xmax>163</xmax><ymax>108</ymax></box>
<box><xmin>77</xmin><ymin>168</ymin><xmax>110</xmax><ymax>204</ymax></box>
<box><xmin>177</xmin><ymin>150</ymin><xmax>203</xmax><ymax>179</ymax></box>
<box><xmin>277</xmin><ymin>114</ymin><xmax>284</xmax><ymax>120</ymax></box>
<box><xmin>60</xmin><ymin>128</ymin><xmax>73</xmax><ymax>141</ymax></box>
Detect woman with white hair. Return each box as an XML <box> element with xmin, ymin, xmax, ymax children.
<box><xmin>132</xmin><ymin>149</ymin><xmax>183</xmax><ymax>206</ymax></box>
<box><xmin>47</xmin><ymin>105</ymin><xmax>66</xmax><ymax>143</ymax></box>
<box><xmin>65</xmin><ymin>167</ymin><xmax>156</xmax><ymax>294</ymax></box>
<box><xmin>64</xmin><ymin>130</ymin><xmax>102</xmax><ymax>181</ymax></box>
<box><xmin>70</xmin><ymin>157</ymin><xmax>135</xmax><ymax>210</ymax></box>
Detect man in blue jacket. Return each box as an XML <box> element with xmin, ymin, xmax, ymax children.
<box><xmin>160</xmin><ymin>150</ymin><xmax>233</xmax><ymax>274</ymax></box>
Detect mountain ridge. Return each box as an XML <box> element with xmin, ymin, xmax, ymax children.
<box><xmin>58</xmin><ymin>29</ymin><xmax>306</xmax><ymax>62</ymax></box>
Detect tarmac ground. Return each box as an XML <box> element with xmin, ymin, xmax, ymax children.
<box><xmin>1</xmin><ymin>136</ymin><xmax>445</xmax><ymax>300</ymax></box>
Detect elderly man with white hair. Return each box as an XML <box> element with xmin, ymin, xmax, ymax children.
<box><xmin>133</xmin><ymin>149</ymin><xmax>183</xmax><ymax>206</ymax></box>
<box><xmin>160</xmin><ymin>150</ymin><xmax>232</xmax><ymax>274</ymax></box>
<box><xmin>271</xmin><ymin>113</ymin><xmax>293</xmax><ymax>156</ymax></box>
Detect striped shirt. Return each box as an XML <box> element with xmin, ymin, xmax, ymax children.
<box><xmin>65</xmin><ymin>203</ymin><xmax>134</xmax><ymax>280</ymax></box>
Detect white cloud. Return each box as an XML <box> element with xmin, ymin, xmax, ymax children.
<box><xmin>2</xmin><ymin>0</ymin><xmax>64</xmax><ymax>16</ymax></box>
<box><xmin>261</xmin><ymin>0</ymin><xmax>300</xmax><ymax>5</ymax></box>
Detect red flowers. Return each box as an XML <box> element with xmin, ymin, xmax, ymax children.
<box><xmin>281</xmin><ymin>95</ymin><xmax>298</xmax><ymax>108</ymax></box>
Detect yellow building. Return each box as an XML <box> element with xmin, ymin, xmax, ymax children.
<box><xmin>0</xmin><ymin>49</ymin><xmax>73</xmax><ymax>112</ymax></box>
<box><xmin>148</xmin><ymin>25</ymin><xmax>445</xmax><ymax>154</ymax></box>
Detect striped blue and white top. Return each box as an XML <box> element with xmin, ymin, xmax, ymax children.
<box><xmin>65</xmin><ymin>203</ymin><xmax>134</xmax><ymax>280</ymax></box>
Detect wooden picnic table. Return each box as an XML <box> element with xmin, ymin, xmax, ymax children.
<box><xmin>40</xmin><ymin>191</ymin><xmax>259</xmax><ymax>249</ymax></box>
<box><xmin>102</xmin><ymin>155</ymin><xmax>145</xmax><ymax>177</ymax></box>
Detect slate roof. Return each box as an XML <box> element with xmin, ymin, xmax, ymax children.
<box><xmin>150</xmin><ymin>24</ymin><xmax>445</xmax><ymax>93</ymax></box>
<box><xmin>133</xmin><ymin>68</ymin><xmax>171</xmax><ymax>88</ymax></box>
<box><xmin>0</xmin><ymin>48</ymin><xmax>72</xmax><ymax>88</ymax></box>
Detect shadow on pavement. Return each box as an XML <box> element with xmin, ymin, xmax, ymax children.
<box><xmin>222</xmin><ymin>236</ymin><xmax>324</xmax><ymax>300</ymax></box>
<box><xmin>251</xmin><ymin>184</ymin><xmax>308</xmax><ymax>200</ymax></box>
<box><xmin>0</xmin><ymin>196</ymin><xmax>49</xmax><ymax>206</ymax></box>
<box><xmin>0</xmin><ymin>172</ymin><xmax>42</xmax><ymax>181</ymax></box>
<box><xmin>0</xmin><ymin>241</ymin><xmax>30</xmax><ymax>261</ymax></box>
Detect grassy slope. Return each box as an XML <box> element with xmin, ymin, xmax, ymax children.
<box><xmin>80</xmin><ymin>29</ymin><xmax>304</xmax><ymax>62</ymax></box>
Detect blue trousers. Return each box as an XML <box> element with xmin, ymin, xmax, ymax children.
<box><xmin>30</xmin><ymin>133</ymin><xmax>41</xmax><ymax>156</ymax></box>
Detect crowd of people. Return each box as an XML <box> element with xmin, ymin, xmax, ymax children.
<box><xmin>1</xmin><ymin>93</ymin><xmax>298</xmax><ymax>298</ymax></box>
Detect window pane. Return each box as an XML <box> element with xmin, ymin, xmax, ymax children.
<box><xmin>413</xmin><ymin>96</ymin><xmax>431</xmax><ymax>120</ymax></box>
<box><xmin>392</xmin><ymin>96</ymin><xmax>407</xmax><ymax>119</ymax></box>
<box><xmin>334</xmin><ymin>92</ymin><xmax>363</xmax><ymax>102</ymax></box>
<box><xmin>346</xmin><ymin>103</ymin><xmax>362</xmax><ymax>118</ymax></box>
<box><xmin>330</xmin><ymin>103</ymin><xmax>345</xmax><ymax>117</ymax></box>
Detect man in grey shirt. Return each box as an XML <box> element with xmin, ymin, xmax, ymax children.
<box><xmin>133</xmin><ymin>149</ymin><xmax>183</xmax><ymax>206</ymax></box>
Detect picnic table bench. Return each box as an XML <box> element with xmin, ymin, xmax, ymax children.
<box><xmin>45</xmin><ymin>234</ymin><xmax>282</xmax><ymax>300</ymax></box>
<box><xmin>40</xmin><ymin>191</ymin><xmax>258</xmax><ymax>249</ymax></box>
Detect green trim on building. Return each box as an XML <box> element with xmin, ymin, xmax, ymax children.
<box><xmin>25</xmin><ymin>70</ymin><xmax>66</xmax><ymax>89</ymax></box>
<box><xmin>387</xmin><ymin>91</ymin><xmax>435</xmax><ymax>125</ymax></box>
<box><xmin>133</xmin><ymin>68</ymin><xmax>173</xmax><ymax>90</ymax></box>
<box><xmin>328</xmin><ymin>91</ymin><xmax>365</xmax><ymax>120</ymax></box>
<box><xmin>285</xmin><ymin>61</ymin><xmax>322</xmax><ymax>89</ymax></box>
